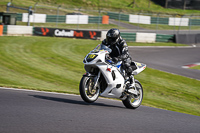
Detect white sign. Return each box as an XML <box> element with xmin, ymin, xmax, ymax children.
<box><xmin>66</xmin><ymin>15</ymin><xmax>88</xmax><ymax>24</ymax></box>
<box><xmin>129</xmin><ymin>15</ymin><xmax>151</xmax><ymax>24</ymax></box>
<box><xmin>136</xmin><ymin>32</ymin><xmax>156</xmax><ymax>43</ymax></box>
<box><xmin>169</xmin><ymin>17</ymin><xmax>189</xmax><ymax>26</ymax></box>
<box><xmin>22</xmin><ymin>13</ymin><xmax>46</xmax><ymax>23</ymax></box>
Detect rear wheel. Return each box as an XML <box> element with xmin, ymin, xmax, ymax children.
<box><xmin>79</xmin><ymin>76</ymin><xmax>100</xmax><ymax>103</ymax></box>
<box><xmin>122</xmin><ymin>80</ymin><xmax>143</xmax><ymax>109</ymax></box>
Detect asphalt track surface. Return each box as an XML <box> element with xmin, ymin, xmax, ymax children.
<box><xmin>129</xmin><ymin>46</ymin><xmax>200</xmax><ymax>80</ymax></box>
<box><xmin>0</xmin><ymin>88</ymin><xmax>200</xmax><ymax>133</ymax></box>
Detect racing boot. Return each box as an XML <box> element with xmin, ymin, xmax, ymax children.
<box><xmin>126</xmin><ymin>75</ymin><xmax>138</xmax><ymax>96</ymax></box>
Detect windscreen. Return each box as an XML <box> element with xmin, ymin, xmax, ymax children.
<box><xmin>91</xmin><ymin>44</ymin><xmax>112</xmax><ymax>53</ymax></box>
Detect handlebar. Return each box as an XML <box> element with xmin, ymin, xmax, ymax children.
<box><xmin>105</xmin><ymin>54</ymin><xmax>114</xmax><ymax>64</ymax></box>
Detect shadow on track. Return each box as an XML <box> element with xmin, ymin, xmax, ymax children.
<box><xmin>29</xmin><ymin>95</ymin><xmax>124</xmax><ymax>109</ymax></box>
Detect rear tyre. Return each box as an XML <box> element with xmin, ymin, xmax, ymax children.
<box><xmin>122</xmin><ymin>80</ymin><xmax>143</xmax><ymax>109</ymax></box>
<box><xmin>79</xmin><ymin>76</ymin><xmax>100</xmax><ymax>103</ymax></box>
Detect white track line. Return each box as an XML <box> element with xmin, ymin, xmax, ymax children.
<box><xmin>0</xmin><ymin>87</ymin><xmax>79</xmax><ymax>97</ymax></box>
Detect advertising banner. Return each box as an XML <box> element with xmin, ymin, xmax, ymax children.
<box><xmin>34</xmin><ymin>27</ymin><xmax>101</xmax><ymax>40</ymax></box>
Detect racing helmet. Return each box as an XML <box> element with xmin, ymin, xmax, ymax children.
<box><xmin>106</xmin><ymin>28</ymin><xmax>120</xmax><ymax>45</ymax></box>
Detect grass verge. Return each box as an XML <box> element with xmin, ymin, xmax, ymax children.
<box><xmin>17</xmin><ymin>22</ymin><xmax>126</xmax><ymax>30</ymax></box>
<box><xmin>0</xmin><ymin>36</ymin><xmax>199</xmax><ymax>116</ymax></box>
<box><xmin>1</xmin><ymin>0</ymin><xmax>200</xmax><ymax>15</ymax></box>
<box><xmin>189</xmin><ymin>65</ymin><xmax>200</xmax><ymax>70</ymax></box>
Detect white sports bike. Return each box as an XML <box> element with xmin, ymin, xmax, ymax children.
<box><xmin>79</xmin><ymin>44</ymin><xmax>146</xmax><ymax>109</ymax></box>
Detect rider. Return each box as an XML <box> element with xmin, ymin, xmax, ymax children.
<box><xmin>101</xmin><ymin>28</ymin><xmax>136</xmax><ymax>92</ymax></box>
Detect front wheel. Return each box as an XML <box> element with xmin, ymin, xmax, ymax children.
<box><xmin>79</xmin><ymin>76</ymin><xmax>100</xmax><ymax>103</ymax></box>
<box><xmin>122</xmin><ymin>80</ymin><xmax>143</xmax><ymax>109</ymax></box>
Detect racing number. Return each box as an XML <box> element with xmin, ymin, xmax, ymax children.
<box><xmin>87</xmin><ymin>54</ymin><xmax>96</xmax><ymax>59</ymax></box>
<box><xmin>136</xmin><ymin>62</ymin><xmax>142</xmax><ymax>67</ymax></box>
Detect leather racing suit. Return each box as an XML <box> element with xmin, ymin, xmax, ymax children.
<box><xmin>102</xmin><ymin>36</ymin><xmax>134</xmax><ymax>77</ymax></box>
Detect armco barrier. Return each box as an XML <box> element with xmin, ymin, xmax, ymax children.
<box><xmin>107</xmin><ymin>12</ymin><xmax>200</xmax><ymax>26</ymax></box>
<box><xmin>156</xmin><ymin>34</ymin><xmax>174</xmax><ymax>42</ymax></box>
<box><xmin>3</xmin><ymin>25</ymin><xmax>7</xmax><ymax>35</ymax></box>
<box><xmin>190</xmin><ymin>19</ymin><xmax>200</xmax><ymax>26</ymax></box>
<box><xmin>121</xmin><ymin>32</ymin><xmax>136</xmax><ymax>42</ymax></box>
<box><xmin>17</xmin><ymin>13</ymin><xmax>22</xmax><ymax>21</ymax></box>
<box><xmin>107</xmin><ymin>12</ymin><xmax>129</xmax><ymax>21</ymax></box>
<box><xmin>151</xmin><ymin>17</ymin><xmax>169</xmax><ymax>25</ymax></box>
<box><xmin>17</xmin><ymin>13</ymin><xmax>103</xmax><ymax>24</ymax></box>
<box><xmin>16</xmin><ymin>12</ymin><xmax>200</xmax><ymax>26</ymax></box>
<box><xmin>89</xmin><ymin>16</ymin><xmax>102</xmax><ymax>23</ymax></box>
<box><xmin>46</xmin><ymin>15</ymin><xmax>66</xmax><ymax>23</ymax></box>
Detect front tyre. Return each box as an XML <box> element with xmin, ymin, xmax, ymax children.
<box><xmin>122</xmin><ymin>80</ymin><xmax>143</xmax><ymax>109</ymax></box>
<box><xmin>79</xmin><ymin>76</ymin><xmax>100</xmax><ymax>103</ymax></box>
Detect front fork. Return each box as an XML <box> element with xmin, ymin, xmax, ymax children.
<box><xmin>93</xmin><ymin>71</ymin><xmax>101</xmax><ymax>90</ymax></box>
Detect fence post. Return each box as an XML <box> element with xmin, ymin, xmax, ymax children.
<box><xmin>27</xmin><ymin>6</ymin><xmax>32</xmax><ymax>26</ymax></box>
<box><xmin>173</xmin><ymin>14</ymin><xmax>176</xmax><ymax>35</ymax></box>
<box><xmin>118</xmin><ymin>10</ymin><xmax>122</xmax><ymax>29</ymax></box>
<box><xmin>98</xmin><ymin>9</ymin><xmax>101</xmax><ymax>30</ymax></box>
<box><xmin>33</xmin><ymin>2</ymin><xmax>38</xmax><ymax>27</ymax></box>
<box><xmin>156</xmin><ymin>13</ymin><xmax>160</xmax><ymax>34</ymax></box>
<box><xmin>133</xmin><ymin>0</ymin><xmax>136</xmax><ymax>8</ymax></box>
<box><xmin>77</xmin><ymin>7</ymin><xmax>82</xmax><ymax>30</ymax></box>
<box><xmin>137</xmin><ymin>12</ymin><xmax>141</xmax><ymax>32</ymax></box>
<box><xmin>183</xmin><ymin>0</ymin><xmax>187</xmax><ymax>10</ymax></box>
<box><xmin>178</xmin><ymin>15</ymin><xmax>185</xmax><ymax>34</ymax></box>
<box><xmin>165</xmin><ymin>0</ymin><xmax>168</xmax><ymax>8</ymax></box>
<box><xmin>56</xmin><ymin>5</ymin><xmax>61</xmax><ymax>28</ymax></box>
<box><xmin>7</xmin><ymin>2</ymin><xmax>11</xmax><ymax>12</ymax></box>
<box><xmin>189</xmin><ymin>14</ymin><xmax>193</xmax><ymax>34</ymax></box>
<box><xmin>148</xmin><ymin>0</ymin><xmax>151</xmax><ymax>8</ymax></box>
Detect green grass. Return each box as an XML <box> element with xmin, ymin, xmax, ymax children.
<box><xmin>1</xmin><ymin>0</ymin><xmax>200</xmax><ymax>15</ymax></box>
<box><xmin>0</xmin><ymin>36</ymin><xmax>199</xmax><ymax>116</ymax></box>
<box><xmin>17</xmin><ymin>22</ymin><xmax>126</xmax><ymax>30</ymax></box>
<box><xmin>189</xmin><ymin>65</ymin><xmax>200</xmax><ymax>70</ymax></box>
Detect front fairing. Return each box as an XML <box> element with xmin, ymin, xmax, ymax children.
<box><xmin>83</xmin><ymin>44</ymin><xmax>111</xmax><ymax>65</ymax></box>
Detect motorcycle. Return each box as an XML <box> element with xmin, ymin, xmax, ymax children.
<box><xmin>79</xmin><ymin>44</ymin><xmax>146</xmax><ymax>109</ymax></box>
